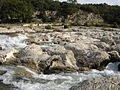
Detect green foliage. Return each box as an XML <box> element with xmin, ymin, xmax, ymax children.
<box><xmin>80</xmin><ymin>4</ymin><xmax>120</xmax><ymax>25</ymax></box>
<box><xmin>0</xmin><ymin>0</ymin><xmax>120</xmax><ymax>27</ymax></box>
<box><xmin>25</xmin><ymin>0</ymin><xmax>49</xmax><ymax>11</ymax></box>
<box><xmin>0</xmin><ymin>0</ymin><xmax>34</xmax><ymax>23</ymax></box>
<box><xmin>59</xmin><ymin>2</ymin><xmax>79</xmax><ymax>17</ymax></box>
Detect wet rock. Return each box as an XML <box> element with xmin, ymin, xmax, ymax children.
<box><xmin>118</xmin><ymin>64</ymin><xmax>120</xmax><ymax>71</ymax></box>
<box><xmin>16</xmin><ymin>44</ymin><xmax>51</xmax><ymax>73</ymax></box>
<box><xmin>108</xmin><ymin>51</ymin><xmax>120</xmax><ymax>61</ymax></box>
<box><xmin>113</xmin><ymin>35</ymin><xmax>120</xmax><ymax>44</ymax></box>
<box><xmin>15</xmin><ymin>67</ymin><xmax>34</xmax><ymax>78</ymax></box>
<box><xmin>111</xmin><ymin>44</ymin><xmax>120</xmax><ymax>53</ymax></box>
<box><xmin>100</xmin><ymin>36</ymin><xmax>115</xmax><ymax>45</ymax></box>
<box><xmin>69</xmin><ymin>76</ymin><xmax>120</xmax><ymax>90</ymax></box>
<box><xmin>0</xmin><ymin>45</ymin><xmax>2</xmax><ymax>50</ymax></box>
<box><xmin>44</xmin><ymin>45</ymin><xmax>79</xmax><ymax>73</ymax></box>
<box><xmin>19</xmin><ymin>44</ymin><xmax>43</xmax><ymax>56</ymax></box>
<box><xmin>0</xmin><ymin>26</ymin><xmax>120</xmax><ymax>74</ymax></box>
<box><xmin>0</xmin><ymin>48</ymin><xmax>18</xmax><ymax>64</ymax></box>
<box><xmin>0</xmin><ymin>81</ymin><xmax>15</xmax><ymax>90</ymax></box>
<box><xmin>94</xmin><ymin>42</ymin><xmax>110</xmax><ymax>51</ymax></box>
<box><xmin>0</xmin><ymin>70</ymin><xmax>7</xmax><ymax>75</ymax></box>
<box><xmin>28</xmin><ymin>34</ymin><xmax>50</xmax><ymax>45</ymax></box>
<box><xmin>65</xmin><ymin>43</ymin><xmax>110</xmax><ymax>68</ymax></box>
<box><xmin>16</xmin><ymin>44</ymin><xmax>81</xmax><ymax>74</ymax></box>
<box><xmin>78</xmin><ymin>50</ymin><xmax>110</xmax><ymax>68</ymax></box>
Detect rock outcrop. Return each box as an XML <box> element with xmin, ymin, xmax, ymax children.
<box><xmin>67</xmin><ymin>10</ymin><xmax>103</xmax><ymax>25</ymax></box>
<box><xmin>15</xmin><ymin>44</ymin><xmax>80</xmax><ymax>73</ymax></box>
<box><xmin>15</xmin><ymin>44</ymin><xmax>51</xmax><ymax>73</ymax></box>
<box><xmin>65</xmin><ymin>43</ymin><xmax>110</xmax><ymax>68</ymax></box>
<box><xmin>69</xmin><ymin>76</ymin><xmax>120</xmax><ymax>90</ymax></box>
<box><xmin>43</xmin><ymin>45</ymin><xmax>80</xmax><ymax>73</ymax></box>
<box><xmin>0</xmin><ymin>26</ymin><xmax>120</xmax><ymax>73</ymax></box>
<box><xmin>0</xmin><ymin>48</ymin><xmax>18</xmax><ymax>64</ymax></box>
<box><xmin>35</xmin><ymin>10</ymin><xmax>103</xmax><ymax>26</ymax></box>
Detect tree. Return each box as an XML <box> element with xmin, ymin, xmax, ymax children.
<box><xmin>67</xmin><ymin>0</ymin><xmax>77</xmax><ymax>3</ymax></box>
<box><xmin>60</xmin><ymin>2</ymin><xmax>78</xmax><ymax>18</ymax></box>
<box><xmin>0</xmin><ymin>0</ymin><xmax>34</xmax><ymax>23</ymax></box>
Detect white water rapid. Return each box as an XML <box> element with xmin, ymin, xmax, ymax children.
<box><xmin>0</xmin><ymin>34</ymin><xmax>120</xmax><ymax>90</ymax></box>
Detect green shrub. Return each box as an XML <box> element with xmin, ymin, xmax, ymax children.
<box><xmin>0</xmin><ymin>0</ymin><xmax>34</xmax><ymax>23</ymax></box>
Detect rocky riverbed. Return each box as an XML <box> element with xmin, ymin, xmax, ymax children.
<box><xmin>0</xmin><ymin>25</ymin><xmax>120</xmax><ymax>90</ymax></box>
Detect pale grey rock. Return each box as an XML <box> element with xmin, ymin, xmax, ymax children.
<box><xmin>65</xmin><ymin>43</ymin><xmax>110</xmax><ymax>68</ymax></box>
<box><xmin>0</xmin><ymin>48</ymin><xmax>18</xmax><ymax>63</ymax></box>
<box><xmin>16</xmin><ymin>44</ymin><xmax>51</xmax><ymax>72</ymax></box>
<box><xmin>45</xmin><ymin>45</ymin><xmax>79</xmax><ymax>70</ymax></box>
<box><xmin>69</xmin><ymin>76</ymin><xmax>120</xmax><ymax>90</ymax></box>
<box><xmin>100</xmin><ymin>36</ymin><xmax>115</xmax><ymax>45</ymax></box>
<box><xmin>93</xmin><ymin>42</ymin><xmax>110</xmax><ymax>50</ymax></box>
<box><xmin>15</xmin><ymin>44</ymin><xmax>80</xmax><ymax>73</ymax></box>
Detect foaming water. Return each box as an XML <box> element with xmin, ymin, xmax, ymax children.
<box><xmin>0</xmin><ymin>34</ymin><xmax>28</xmax><ymax>49</ymax></box>
<box><xmin>0</xmin><ymin>62</ymin><xmax>120</xmax><ymax>90</ymax></box>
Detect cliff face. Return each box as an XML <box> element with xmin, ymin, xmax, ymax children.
<box><xmin>35</xmin><ymin>10</ymin><xmax>104</xmax><ymax>25</ymax></box>
<box><xmin>66</xmin><ymin>10</ymin><xmax>104</xmax><ymax>25</ymax></box>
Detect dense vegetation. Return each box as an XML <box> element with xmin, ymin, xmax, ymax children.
<box><xmin>79</xmin><ymin>4</ymin><xmax>120</xmax><ymax>27</ymax></box>
<box><xmin>0</xmin><ymin>0</ymin><xmax>34</xmax><ymax>23</ymax></box>
<box><xmin>0</xmin><ymin>0</ymin><xmax>120</xmax><ymax>27</ymax></box>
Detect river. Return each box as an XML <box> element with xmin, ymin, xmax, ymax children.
<box><xmin>0</xmin><ymin>34</ymin><xmax>120</xmax><ymax>90</ymax></box>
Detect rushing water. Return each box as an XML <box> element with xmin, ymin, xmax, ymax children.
<box><xmin>0</xmin><ymin>62</ymin><xmax>120</xmax><ymax>90</ymax></box>
<box><xmin>0</xmin><ymin>34</ymin><xmax>120</xmax><ymax>90</ymax></box>
<box><xmin>0</xmin><ymin>34</ymin><xmax>28</xmax><ymax>49</ymax></box>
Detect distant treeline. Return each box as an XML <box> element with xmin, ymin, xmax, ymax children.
<box><xmin>0</xmin><ymin>0</ymin><xmax>120</xmax><ymax>27</ymax></box>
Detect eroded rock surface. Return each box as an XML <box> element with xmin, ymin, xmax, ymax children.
<box><xmin>0</xmin><ymin>48</ymin><xmax>18</xmax><ymax>64</ymax></box>
<box><xmin>69</xmin><ymin>76</ymin><xmax>120</xmax><ymax>90</ymax></box>
<box><xmin>15</xmin><ymin>44</ymin><xmax>51</xmax><ymax>73</ymax></box>
<box><xmin>0</xmin><ymin>26</ymin><xmax>120</xmax><ymax>73</ymax></box>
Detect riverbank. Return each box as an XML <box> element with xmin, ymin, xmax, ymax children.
<box><xmin>0</xmin><ymin>25</ymin><xmax>120</xmax><ymax>90</ymax></box>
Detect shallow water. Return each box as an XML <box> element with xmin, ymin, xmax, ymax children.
<box><xmin>0</xmin><ymin>62</ymin><xmax>120</xmax><ymax>90</ymax></box>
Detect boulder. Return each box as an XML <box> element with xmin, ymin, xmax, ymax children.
<box><xmin>0</xmin><ymin>70</ymin><xmax>7</xmax><ymax>75</ymax></box>
<box><xmin>0</xmin><ymin>81</ymin><xmax>15</xmax><ymax>90</ymax></box>
<box><xmin>69</xmin><ymin>76</ymin><xmax>120</xmax><ymax>90</ymax></box>
<box><xmin>15</xmin><ymin>67</ymin><xmax>34</xmax><ymax>78</ymax></box>
<box><xmin>100</xmin><ymin>36</ymin><xmax>115</xmax><ymax>45</ymax></box>
<box><xmin>16</xmin><ymin>44</ymin><xmax>51</xmax><ymax>73</ymax></box>
<box><xmin>93</xmin><ymin>42</ymin><xmax>110</xmax><ymax>51</ymax></box>
<box><xmin>65</xmin><ymin>43</ymin><xmax>110</xmax><ymax>68</ymax></box>
<box><xmin>0</xmin><ymin>45</ymin><xmax>2</xmax><ymax>50</ymax></box>
<box><xmin>113</xmin><ymin>35</ymin><xmax>120</xmax><ymax>44</ymax></box>
<box><xmin>15</xmin><ymin>44</ymin><xmax>81</xmax><ymax>73</ymax></box>
<box><xmin>47</xmin><ymin>45</ymin><xmax>77</xmax><ymax>67</ymax></box>
<box><xmin>108</xmin><ymin>51</ymin><xmax>120</xmax><ymax>61</ymax></box>
<box><xmin>44</xmin><ymin>45</ymin><xmax>79</xmax><ymax>73</ymax></box>
<box><xmin>0</xmin><ymin>48</ymin><xmax>18</xmax><ymax>64</ymax></box>
<box><xmin>28</xmin><ymin>34</ymin><xmax>50</xmax><ymax>45</ymax></box>
<box><xmin>111</xmin><ymin>44</ymin><xmax>120</xmax><ymax>53</ymax></box>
